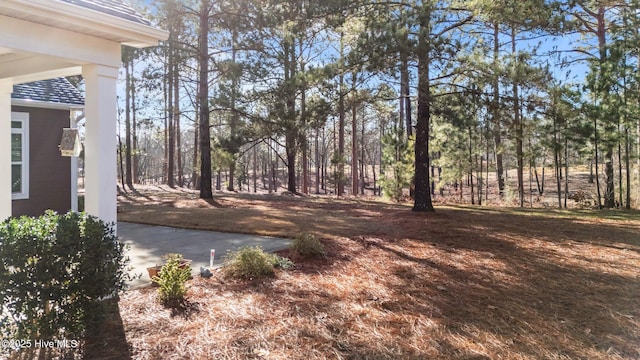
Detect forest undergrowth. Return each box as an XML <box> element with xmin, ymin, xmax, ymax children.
<box><xmin>88</xmin><ymin>180</ymin><xmax>640</xmax><ymax>359</ymax></box>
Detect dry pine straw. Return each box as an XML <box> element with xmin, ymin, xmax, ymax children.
<box><xmin>109</xmin><ymin>195</ymin><xmax>640</xmax><ymax>360</ymax></box>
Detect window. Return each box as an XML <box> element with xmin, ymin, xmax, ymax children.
<box><xmin>11</xmin><ymin>112</ymin><xmax>29</xmax><ymax>200</ymax></box>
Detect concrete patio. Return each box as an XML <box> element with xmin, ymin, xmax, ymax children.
<box><xmin>117</xmin><ymin>222</ymin><xmax>291</xmax><ymax>288</ymax></box>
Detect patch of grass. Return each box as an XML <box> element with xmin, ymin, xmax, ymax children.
<box><xmin>455</xmin><ymin>204</ymin><xmax>640</xmax><ymax>222</ymax></box>
<box><xmin>117</xmin><ymin>188</ymin><xmax>407</xmax><ymax>240</ymax></box>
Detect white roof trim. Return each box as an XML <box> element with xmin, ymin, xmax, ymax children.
<box><xmin>0</xmin><ymin>0</ymin><xmax>168</xmax><ymax>48</ymax></box>
<box><xmin>12</xmin><ymin>98</ymin><xmax>84</xmax><ymax>111</ymax></box>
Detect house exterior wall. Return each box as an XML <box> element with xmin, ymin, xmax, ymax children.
<box><xmin>11</xmin><ymin>106</ymin><xmax>71</xmax><ymax>217</ymax></box>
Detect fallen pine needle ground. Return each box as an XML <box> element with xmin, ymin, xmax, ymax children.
<box><xmin>83</xmin><ymin>188</ymin><xmax>640</xmax><ymax>359</ymax></box>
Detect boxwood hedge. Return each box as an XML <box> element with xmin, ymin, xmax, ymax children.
<box><xmin>0</xmin><ymin>211</ymin><xmax>129</xmax><ymax>354</ymax></box>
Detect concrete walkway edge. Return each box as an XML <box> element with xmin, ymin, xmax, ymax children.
<box><xmin>117</xmin><ymin>222</ymin><xmax>291</xmax><ymax>289</ymax></box>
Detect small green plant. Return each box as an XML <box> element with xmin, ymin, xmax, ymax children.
<box><xmin>153</xmin><ymin>253</ymin><xmax>191</xmax><ymax>307</ymax></box>
<box><xmin>222</xmin><ymin>246</ymin><xmax>276</xmax><ymax>280</ymax></box>
<box><xmin>290</xmin><ymin>233</ymin><xmax>325</xmax><ymax>258</ymax></box>
<box><xmin>270</xmin><ymin>254</ymin><xmax>295</xmax><ymax>269</ymax></box>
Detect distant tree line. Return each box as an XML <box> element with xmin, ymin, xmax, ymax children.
<box><xmin>110</xmin><ymin>0</ymin><xmax>639</xmax><ymax>210</ymax></box>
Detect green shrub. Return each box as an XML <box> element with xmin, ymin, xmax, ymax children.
<box><xmin>222</xmin><ymin>246</ymin><xmax>276</xmax><ymax>280</ymax></box>
<box><xmin>153</xmin><ymin>253</ymin><xmax>191</xmax><ymax>307</ymax></box>
<box><xmin>290</xmin><ymin>233</ymin><xmax>325</xmax><ymax>258</ymax></box>
<box><xmin>0</xmin><ymin>211</ymin><xmax>128</xmax><ymax>351</ymax></box>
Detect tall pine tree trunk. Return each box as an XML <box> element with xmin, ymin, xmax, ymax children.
<box><xmin>604</xmin><ymin>136</ymin><xmax>615</xmax><ymax>205</ymax></box>
<box><xmin>167</xmin><ymin>38</ymin><xmax>175</xmax><ymax>188</ymax></box>
<box><xmin>337</xmin><ymin>32</ymin><xmax>346</xmax><ymax>196</ymax></box>
<box><xmin>512</xmin><ymin>28</ymin><xmax>524</xmax><ymax>207</ymax></box>
<box><xmin>553</xmin><ymin>112</ymin><xmax>562</xmax><ymax>209</ymax></box>
<box><xmin>174</xmin><ymin>57</ymin><xmax>182</xmax><ymax>187</ymax></box>
<box><xmin>412</xmin><ymin>12</ymin><xmax>434</xmax><ymax>212</ymax></box>
<box><xmin>192</xmin><ymin>108</ymin><xmax>199</xmax><ymax>189</ymax></box>
<box><xmin>283</xmin><ymin>36</ymin><xmax>297</xmax><ymax>193</ymax></box>
<box><xmin>253</xmin><ymin>145</ymin><xmax>257</xmax><ymax>193</ymax></box>
<box><xmin>469</xmin><ymin>126</ymin><xmax>474</xmax><ymax>205</ymax></box>
<box><xmin>300</xmin><ymin>41</ymin><xmax>309</xmax><ymax>195</ymax></box>
<box><xmin>595</xmin><ymin>6</ymin><xmax>615</xmax><ymax>208</ymax></box>
<box><xmin>361</xmin><ymin>105</ymin><xmax>366</xmax><ymax>195</ymax></box>
<box><xmin>268</xmin><ymin>140</ymin><xmax>273</xmax><ymax>194</ymax></box>
<box><xmin>163</xmin><ymin>58</ymin><xmax>168</xmax><ymax>183</ymax></box>
<box><xmin>351</xmin><ymin>71</ymin><xmax>358</xmax><ymax>196</ymax></box>
<box><xmin>198</xmin><ymin>0</ymin><xmax>213</xmax><ymax>199</ymax></box>
<box><xmin>492</xmin><ymin>23</ymin><xmax>505</xmax><ymax>196</ymax></box>
<box><xmin>618</xmin><ymin>123</ymin><xmax>623</xmax><ymax>207</ymax></box>
<box><xmin>286</xmin><ymin>133</ymin><xmax>296</xmax><ymax>192</ymax></box>
<box><xmin>625</xmin><ymin>128</ymin><xmax>631</xmax><ymax>209</ymax></box>
<box><xmin>315</xmin><ymin>129</ymin><xmax>320</xmax><ymax>194</ymax></box>
<box><xmin>476</xmin><ymin>154</ymin><xmax>482</xmax><ymax>205</ymax></box>
<box><xmin>404</xmin><ymin>60</ymin><xmax>412</xmax><ymax>139</ymax></box>
<box><xmin>595</xmin><ymin>113</ymin><xmax>602</xmax><ymax>208</ymax></box>
<box><xmin>565</xmin><ymin>136</ymin><xmax>569</xmax><ymax>208</ymax></box>
<box><xmin>228</xmin><ymin>29</ymin><xmax>240</xmax><ymax>192</ymax></box>
<box><xmin>622</xmin><ymin>48</ymin><xmax>631</xmax><ymax>209</ymax></box>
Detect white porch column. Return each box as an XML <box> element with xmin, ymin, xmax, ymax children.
<box><xmin>0</xmin><ymin>80</ymin><xmax>12</xmax><ymax>221</ymax></box>
<box><xmin>70</xmin><ymin>110</ymin><xmax>79</xmax><ymax>213</ymax></box>
<box><xmin>82</xmin><ymin>65</ymin><xmax>118</xmax><ymax>227</ymax></box>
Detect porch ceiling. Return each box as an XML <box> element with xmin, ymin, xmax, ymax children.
<box><xmin>0</xmin><ymin>51</ymin><xmax>81</xmax><ymax>85</ymax></box>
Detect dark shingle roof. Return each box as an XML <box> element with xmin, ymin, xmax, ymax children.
<box><xmin>12</xmin><ymin>78</ymin><xmax>84</xmax><ymax>106</ymax></box>
<box><xmin>57</xmin><ymin>0</ymin><xmax>151</xmax><ymax>26</ymax></box>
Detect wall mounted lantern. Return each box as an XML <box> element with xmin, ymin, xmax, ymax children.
<box><xmin>59</xmin><ymin>128</ymin><xmax>81</xmax><ymax>157</ymax></box>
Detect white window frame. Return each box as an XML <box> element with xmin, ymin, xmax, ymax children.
<box><xmin>11</xmin><ymin>112</ymin><xmax>29</xmax><ymax>200</ymax></box>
